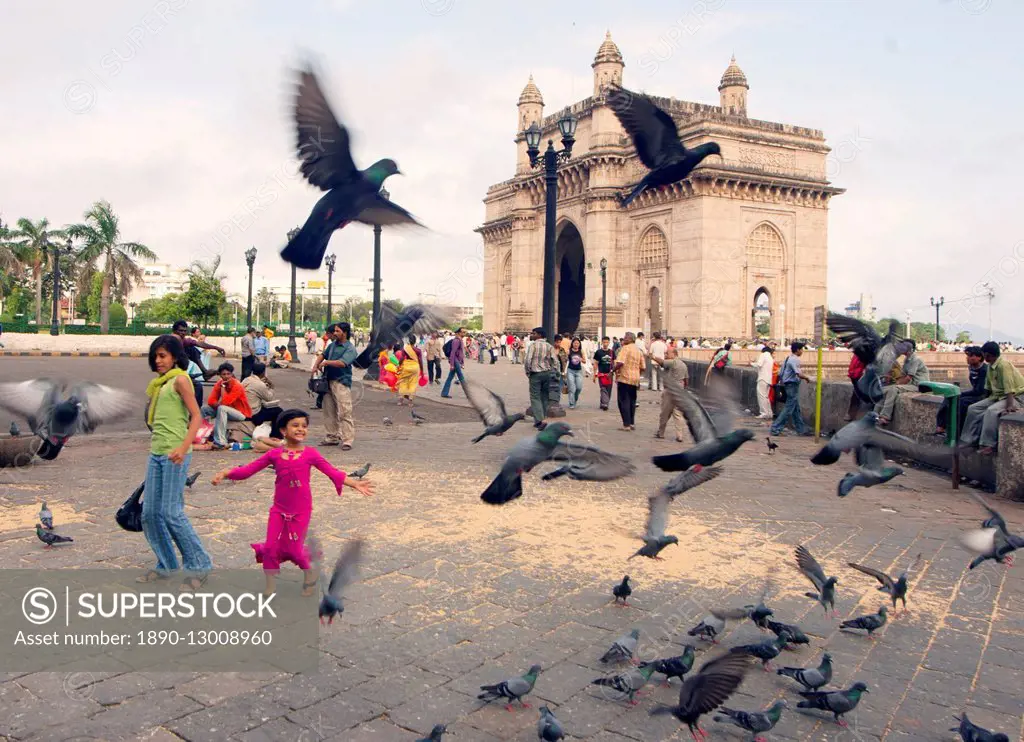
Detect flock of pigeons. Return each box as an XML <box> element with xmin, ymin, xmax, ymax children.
<box><xmin>0</xmin><ymin>65</ymin><xmax>1020</xmax><ymax>739</ymax></box>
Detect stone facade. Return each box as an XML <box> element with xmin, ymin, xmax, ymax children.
<box><xmin>478</xmin><ymin>33</ymin><xmax>844</xmax><ymax>338</ymax></box>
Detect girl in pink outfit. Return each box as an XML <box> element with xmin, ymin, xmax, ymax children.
<box><xmin>212</xmin><ymin>409</ymin><xmax>373</xmax><ymax>596</ymax></box>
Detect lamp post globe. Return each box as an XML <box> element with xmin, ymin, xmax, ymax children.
<box><xmin>244</xmin><ymin>246</ymin><xmax>257</xmax><ymax>329</ymax></box>
<box><xmin>287</xmin><ymin>227</ymin><xmax>300</xmax><ymax>362</ymax></box>
<box><xmin>325</xmin><ymin>252</ymin><xmax>336</xmax><ymax>325</ymax></box>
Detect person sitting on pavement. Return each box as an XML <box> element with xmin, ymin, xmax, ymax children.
<box><xmin>200</xmin><ymin>362</ymin><xmax>253</xmax><ymax>449</ymax></box>
<box><xmin>243</xmin><ymin>361</ymin><xmax>283</xmax><ymax>428</ymax></box>
<box><xmin>935</xmin><ymin>346</ymin><xmax>988</xmax><ymax>436</ymax></box>
<box><xmin>270</xmin><ymin>346</ymin><xmax>292</xmax><ymax>369</ymax></box>
<box><xmin>875</xmin><ymin>339</ymin><xmax>930</xmax><ymax>426</ymax></box>
<box><xmin>960</xmin><ymin>341</ymin><xmax>1024</xmax><ymax>455</ymax></box>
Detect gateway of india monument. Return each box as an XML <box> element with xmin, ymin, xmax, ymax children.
<box><xmin>478</xmin><ymin>32</ymin><xmax>844</xmax><ymax>339</ymax></box>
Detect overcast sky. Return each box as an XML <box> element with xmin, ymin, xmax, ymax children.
<box><xmin>2</xmin><ymin>0</ymin><xmax>1020</xmax><ymax>338</ymax></box>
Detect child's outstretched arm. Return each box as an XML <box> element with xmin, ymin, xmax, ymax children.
<box><xmin>308</xmin><ymin>449</ymin><xmax>373</xmax><ymax>496</ymax></box>
<box><xmin>211</xmin><ymin>450</ymin><xmax>275</xmax><ymax>485</ymax></box>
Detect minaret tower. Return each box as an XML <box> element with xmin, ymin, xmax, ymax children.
<box><xmin>718</xmin><ymin>55</ymin><xmax>748</xmax><ymax>116</ymax></box>
<box><xmin>592</xmin><ymin>30</ymin><xmax>624</xmax><ymax>96</ymax></box>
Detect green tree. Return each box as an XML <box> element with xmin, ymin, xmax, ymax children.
<box><xmin>755</xmin><ymin>321</ymin><xmax>770</xmax><ymax>336</ymax></box>
<box><xmin>137</xmin><ymin>293</ymin><xmax>184</xmax><ymax>323</ymax></box>
<box><xmin>955</xmin><ymin>330</ymin><xmax>972</xmax><ymax>344</ymax></box>
<box><xmin>8</xmin><ymin>218</ymin><xmax>66</xmax><ymax>326</ymax></box>
<box><xmin>85</xmin><ymin>273</ymin><xmax>105</xmax><ymax>323</ymax></box>
<box><xmin>68</xmin><ymin>200</ymin><xmax>157</xmax><ymax>333</ymax></box>
<box><xmin>108</xmin><ymin>302</ymin><xmax>128</xmax><ymax>327</ymax></box>
<box><xmin>181</xmin><ymin>256</ymin><xmax>227</xmax><ymax>327</ymax></box>
<box><xmin>463</xmin><ymin>314</ymin><xmax>483</xmax><ymax>331</ymax></box>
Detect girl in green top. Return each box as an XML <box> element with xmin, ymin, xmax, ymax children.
<box><xmin>137</xmin><ymin>334</ymin><xmax>213</xmax><ymax>591</ymax></box>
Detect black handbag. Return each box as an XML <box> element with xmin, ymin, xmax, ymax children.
<box><xmin>773</xmin><ymin>357</ymin><xmax>791</xmax><ymax>403</ymax></box>
<box><xmin>116</xmin><ymin>483</ymin><xmax>144</xmax><ymax>532</ymax></box>
<box><xmin>309</xmin><ymin>376</ymin><xmax>330</xmax><ymax>395</ymax></box>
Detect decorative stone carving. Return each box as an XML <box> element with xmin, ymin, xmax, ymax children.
<box><xmin>738</xmin><ymin>147</ymin><xmax>796</xmax><ymax>171</ymax></box>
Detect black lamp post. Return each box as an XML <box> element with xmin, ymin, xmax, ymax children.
<box><xmin>930</xmin><ymin>296</ymin><xmax>945</xmax><ymax>342</ymax></box>
<box><xmin>46</xmin><ymin>238</ymin><xmax>69</xmax><ymax>336</ymax></box>
<box><xmin>325</xmin><ymin>252</ymin><xmax>336</xmax><ymax>326</ymax></box>
<box><xmin>599</xmin><ymin>257</ymin><xmax>608</xmax><ymax>339</ymax></box>
<box><xmin>364</xmin><ymin>187</ymin><xmax>389</xmax><ymax>382</ymax></box>
<box><xmin>244</xmin><ymin>246</ymin><xmax>257</xmax><ymax>329</ymax></box>
<box><xmin>524</xmin><ymin>111</ymin><xmax>577</xmax><ymax>341</ymax></box>
<box><xmin>287</xmin><ymin>227</ymin><xmax>300</xmax><ymax>362</ymax></box>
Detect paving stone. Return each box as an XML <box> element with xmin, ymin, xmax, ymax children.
<box><xmin>353</xmin><ymin>665</ymin><xmax>451</xmax><ymax>709</ymax></box>
<box><xmin>286</xmin><ymin>691</ymin><xmax>385</xmax><ymax>738</ymax></box>
<box><xmin>385</xmin><ymin>686</ymin><xmax>475</xmax><ymax>736</ymax></box>
<box><xmin>324</xmin><ymin>717</ymin><xmax>420</xmax><ymax>741</ymax></box>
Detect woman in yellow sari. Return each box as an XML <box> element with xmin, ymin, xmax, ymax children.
<box><xmin>396</xmin><ymin>334</ymin><xmax>423</xmax><ymax>405</ymax></box>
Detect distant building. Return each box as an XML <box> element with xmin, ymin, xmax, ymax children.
<box><xmin>844</xmin><ymin>293</ymin><xmax>876</xmax><ymax>322</ymax></box>
<box><xmin>125</xmin><ymin>260</ymin><xmax>190</xmax><ymax>303</ymax></box>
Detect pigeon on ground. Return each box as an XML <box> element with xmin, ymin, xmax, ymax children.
<box><xmin>777</xmin><ymin>653</ymin><xmax>833</xmax><ymax>691</ymax></box>
<box><xmin>414</xmin><ymin>724</ymin><xmax>447</xmax><ymax>742</ymax></box>
<box><xmin>605</xmin><ymin>83</ymin><xmax>722</xmax><ymax>208</ymax></box>
<box><xmin>636</xmin><ymin>466</ymin><xmax>722</xmax><ymax>560</ymax></box>
<box><xmin>185</xmin><ymin>470</ymin><xmax>201</xmax><ymax>488</ymax></box>
<box><xmin>730</xmin><ymin>634</ymin><xmax>788</xmax><ymax>671</ymax></box>
<box><xmin>643</xmin><ymin>645</ymin><xmax>695</xmax><ymax>686</ymax></box>
<box><xmin>839</xmin><ymin>605</ymin><xmax>888</xmax><ymax>638</ymax></box>
<box><xmin>411</xmin><ymin>407</ymin><xmax>427</xmax><ymax>425</ymax></box>
<box><xmin>795</xmin><ymin>545</ymin><xmax>839</xmax><ymax>617</ymax></box>
<box><xmin>382</xmin><ymin>416</ymin><xmax>393</xmax><ymax>426</ymax></box>
<box><xmin>766</xmin><ymin>437</ymin><xmax>778</xmax><ymax>454</ymax></box>
<box><xmin>796</xmin><ymin>682</ymin><xmax>869</xmax><ymax>727</ymax></box>
<box><xmin>280</xmin><ymin>66</ymin><xmax>423</xmax><ymax>270</ymax></box>
<box><xmin>481</xmin><ymin>422</ymin><xmax>634</xmax><ymax>504</ymax></box>
<box><xmin>714</xmin><ymin>700</ymin><xmax>787</xmax><ymax>742</ymax></box>
<box><xmin>318</xmin><ymin>539</ymin><xmax>364</xmax><ymax>626</ymax></box>
<box><xmin>612</xmin><ymin>575</ymin><xmax>633</xmax><ymax>606</ymax></box>
<box><xmin>537</xmin><ymin>706</ymin><xmax>564</xmax><ymax>741</ymax></box>
<box><xmin>601</xmin><ymin>629</ymin><xmax>640</xmax><ymax>664</ymax></box>
<box><xmin>36</xmin><ymin>524</ymin><xmax>72</xmax><ymax>548</ymax></box>
<box><xmin>960</xmin><ymin>492</ymin><xmax>1024</xmax><ymax>569</ymax></box>
<box><xmin>652</xmin><ymin>377</ymin><xmax>755</xmax><ymax>472</ymax></box>
<box><xmin>825</xmin><ymin>314</ymin><xmax>910</xmax><ymax>405</ymax></box>
<box><xmin>649</xmin><ymin>652</ymin><xmax>752</xmax><ymax>741</ymax></box>
<box><xmin>765</xmin><ymin>619</ymin><xmax>810</xmax><ymax>648</ymax></box>
<box><xmin>592</xmin><ymin>663</ymin><xmax>656</xmax><ymax>705</ymax></box>
<box><xmin>951</xmin><ymin>712</ymin><xmax>1010</xmax><ymax>742</ymax></box>
<box><xmin>847</xmin><ymin>553</ymin><xmax>921</xmax><ymax>615</ymax></box>
<box><xmin>349</xmin><ymin>463</ymin><xmax>370</xmax><ymax>479</ymax></box>
<box><xmin>688</xmin><ymin>607</ymin><xmax>753</xmax><ymax>644</ymax></box>
<box><xmin>463</xmin><ymin>378</ymin><xmax>526</xmax><ymax>443</ymax></box>
<box><xmin>477</xmin><ymin>664</ymin><xmax>541</xmax><ymax>711</ymax></box>
<box><xmin>0</xmin><ymin>379</ymin><xmax>136</xmax><ymax>450</ymax></box>
<box><xmin>351</xmin><ymin>303</ymin><xmax>448</xmax><ymax>369</ymax></box>
<box><xmin>39</xmin><ymin>502</ymin><xmax>53</xmax><ymax>530</ymax></box>
<box><xmin>9</xmin><ymin>421</ymin><xmax>19</xmax><ymax>437</ymax></box>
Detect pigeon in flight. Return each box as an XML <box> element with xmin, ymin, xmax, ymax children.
<box><xmin>951</xmin><ymin>712</ymin><xmax>1010</xmax><ymax>742</ymax></box>
<box><xmin>318</xmin><ymin>538</ymin><xmax>364</xmax><ymax>625</ymax></box>
<box><xmin>480</xmin><ymin>422</ymin><xmax>634</xmax><ymax>505</ymax></box>
<box><xmin>840</xmin><ymin>605</ymin><xmax>888</xmax><ymax>638</ymax></box>
<box><xmin>826</xmin><ymin>314</ymin><xmax>911</xmax><ymax>404</ymax></box>
<box><xmin>0</xmin><ymin>379</ymin><xmax>136</xmax><ymax>450</ymax></box>
<box><xmin>649</xmin><ymin>652</ymin><xmax>751</xmax><ymax>742</ymax></box>
<box><xmin>796</xmin><ymin>682</ymin><xmax>869</xmax><ymax>727</ymax></box>
<box><xmin>713</xmin><ymin>699</ymin><xmax>787</xmax><ymax>742</ymax></box>
<box><xmin>847</xmin><ymin>553</ymin><xmax>921</xmax><ymax>615</ymax></box>
<box><xmin>476</xmin><ymin>664</ymin><xmax>541</xmax><ymax>711</ymax></box>
<box><xmin>636</xmin><ymin>466</ymin><xmax>722</xmax><ymax>559</ymax></box>
<box><xmin>795</xmin><ymin>545</ymin><xmax>839</xmax><ymax>617</ymax></box>
<box><xmin>280</xmin><ymin>66</ymin><xmax>423</xmax><ymax>270</ymax></box>
<box><xmin>39</xmin><ymin>502</ymin><xmax>53</xmax><ymax>530</ymax></box>
<box><xmin>463</xmin><ymin>378</ymin><xmax>526</xmax><ymax>443</ymax></box>
<box><xmin>777</xmin><ymin>653</ymin><xmax>833</xmax><ymax>691</ymax></box>
<box><xmin>351</xmin><ymin>303</ymin><xmax>448</xmax><ymax>370</ymax></box>
<box><xmin>612</xmin><ymin>575</ymin><xmax>633</xmax><ymax>606</ymax></box>
<box><xmin>36</xmin><ymin>524</ymin><xmax>73</xmax><ymax>548</ymax></box>
<box><xmin>606</xmin><ymin>84</ymin><xmax>722</xmax><ymax>207</ymax></box>
<box><xmin>349</xmin><ymin>463</ymin><xmax>370</xmax><ymax>479</ymax></box>
<box><xmin>414</xmin><ymin>724</ymin><xmax>447</xmax><ymax>742</ymax></box>
<box><xmin>652</xmin><ymin>378</ymin><xmax>755</xmax><ymax>472</ymax></box>
<box><xmin>537</xmin><ymin>706</ymin><xmax>564</xmax><ymax>741</ymax></box>
<box><xmin>959</xmin><ymin>492</ymin><xmax>1024</xmax><ymax>569</ymax></box>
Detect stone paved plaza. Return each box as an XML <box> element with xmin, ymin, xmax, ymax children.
<box><xmin>0</xmin><ymin>355</ymin><xmax>1022</xmax><ymax>741</ymax></box>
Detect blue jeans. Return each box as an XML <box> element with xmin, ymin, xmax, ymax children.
<box><xmin>770</xmin><ymin>382</ymin><xmax>809</xmax><ymax>435</ymax></box>
<box><xmin>441</xmin><ymin>362</ymin><xmax>466</xmax><ymax>397</ymax></box>
<box><xmin>200</xmin><ymin>404</ymin><xmax>247</xmax><ymax>447</ymax></box>
<box><xmin>566</xmin><ymin>368</ymin><xmax>584</xmax><ymax>408</ymax></box>
<box><xmin>141</xmin><ymin>453</ymin><xmax>212</xmax><ymax>575</ymax></box>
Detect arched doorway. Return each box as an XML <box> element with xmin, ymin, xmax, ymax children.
<box><xmin>555</xmin><ymin>223</ymin><xmax>585</xmax><ymax>335</ymax></box>
<box><xmin>649</xmin><ymin>286</ymin><xmax>662</xmax><ymax>335</ymax></box>
<box><xmin>752</xmin><ymin>287</ymin><xmax>771</xmax><ymax>337</ymax></box>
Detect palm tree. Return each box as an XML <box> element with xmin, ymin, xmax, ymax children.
<box><xmin>67</xmin><ymin>200</ymin><xmax>157</xmax><ymax>333</ymax></box>
<box><xmin>7</xmin><ymin>218</ymin><xmax>65</xmax><ymax>326</ymax></box>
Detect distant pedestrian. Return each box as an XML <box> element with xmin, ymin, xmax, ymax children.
<box><xmin>565</xmin><ymin>337</ymin><xmax>587</xmax><ymax>409</ymax></box>
<box><xmin>425</xmin><ymin>332</ymin><xmax>444</xmax><ymax>384</ymax></box>
<box><xmin>613</xmin><ymin>332</ymin><xmax>645</xmax><ymax>431</ymax></box>
<box><xmin>592</xmin><ymin>336</ymin><xmax>615</xmax><ymax>411</ymax></box>
<box><xmin>524</xmin><ymin>326</ymin><xmax>557</xmax><ymax>428</ymax></box>
<box><xmin>312</xmin><ymin>322</ymin><xmax>358</xmax><ymax>449</ymax></box>
<box><xmin>240</xmin><ymin>326</ymin><xmax>256</xmax><ymax>379</ymax></box>
<box><xmin>440</xmin><ymin>327</ymin><xmax>467</xmax><ymax>398</ymax></box>
<box><xmin>704</xmin><ymin>342</ymin><xmax>732</xmax><ymax>385</ymax></box>
<box><xmin>751</xmin><ymin>344</ymin><xmax>775</xmax><ymax>419</ymax></box>
<box><xmin>770</xmin><ymin>342</ymin><xmax>813</xmax><ymax>437</ymax></box>
<box><xmin>652</xmin><ymin>344</ymin><xmax>686</xmax><ymax>441</ymax></box>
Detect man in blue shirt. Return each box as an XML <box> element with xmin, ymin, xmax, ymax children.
<box><xmin>770</xmin><ymin>341</ymin><xmax>813</xmax><ymax>436</ymax></box>
<box><xmin>440</xmin><ymin>327</ymin><xmax>467</xmax><ymax>398</ymax></box>
<box><xmin>312</xmin><ymin>321</ymin><xmax>358</xmax><ymax>449</ymax></box>
<box><xmin>253</xmin><ymin>332</ymin><xmax>270</xmax><ymax>365</ymax></box>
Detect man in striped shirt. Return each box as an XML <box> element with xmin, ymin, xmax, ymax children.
<box><xmin>613</xmin><ymin>332</ymin><xmax>645</xmax><ymax>430</ymax></box>
<box><xmin>524</xmin><ymin>326</ymin><xmax>558</xmax><ymax>429</ymax></box>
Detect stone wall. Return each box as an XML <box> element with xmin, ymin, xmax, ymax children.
<box><xmin>0</xmin><ymin>333</ymin><xmax>245</xmax><ymax>355</ymax></box>
<box><xmin>684</xmin><ymin>359</ymin><xmax>1024</xmax><ymax>501</ymax></box>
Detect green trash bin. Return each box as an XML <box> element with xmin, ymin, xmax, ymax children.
<box><xmin>919</xmin><ymin>381</ymin><xmax>961</xmax><ymax>489</ymax></box>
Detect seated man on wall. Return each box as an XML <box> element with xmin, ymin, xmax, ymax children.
<box><xmin>200</xmin><ymin>362</ymin><xmax>253</xmax><ymax>449</ymax></box>
<box><xmin>243</xmin><ymin>361</ymin><xmax>283</xmax><ymax>428</ymax></box>
<box><xmin>875</xmin><ymin>340</ymin><xmax>930</xmax><ymax>426</ymax></box>
<box><xmin>935</xmin><ymin>346</ymin><xmax>988</xmax><ymax>436</ymax></box>
<box><xmin>960</xmin><ymin>341</ymin><xmax>1023</xmax><ymax>455</ymax></box>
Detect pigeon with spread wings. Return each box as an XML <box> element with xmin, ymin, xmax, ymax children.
<box><xmin>796</xmin><ymin>545</ymin><xmax>839</xmax><ymax>617</ymax></box>
<box><xmin>351</xmin><ymin>303</ymin><xmax>449</xmax><ymax>370</ymax></box>
<box><xmin>606</xmin><ymin>84</ymin><xmax>722</xmax><ymax>208</ymax></box>
<box><xmin>633</xmin><ymin>466</ymin><xmax>723</xmax><ymax>559</ymax></box>
<box><xmin>847</xmin><ymin>553</ymin><xmax>921</xmax><ymax>616</ymax></box>
<box><xmin>318</xmin><ymin>538</ymin><xmax>364</xmax><ymax>626</ymax></box>
<box><xmin>826</xmin><ymin>313</ymin><xmax>911</xmax><ymax>404</ymax></box>
<box><xmin>959</xmin><ymin>492</ymin><xmax>1024</xmax><ymax>569</ymax></box>
<box><xmin>463</xmin><ymin>378</ymin><xmax>526</xmax><ymax>443</ymax></box>
<box><xmin>649</xmin><ymin>652</ymin><xmax>751</xmax><ymax>742</ymax></box>
<box><xmin>280</xmin><ymin>66</ymin><xmax>423</xmax><ymax>270</ymax></box>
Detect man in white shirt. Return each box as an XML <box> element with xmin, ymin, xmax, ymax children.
<box><xmin>648</xmin><ymin>332</ymin><xmax>667</xmax><ymax>392</ymax></box>
<box><xmin>751</xmin><ymin>343</ymin><xmax>776</xmax><ymax>419</ymax></box>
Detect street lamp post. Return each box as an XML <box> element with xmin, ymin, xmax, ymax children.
<box><xmin>287</xmin><ymin>227</ymin><xmax>300</xmax><ymax>362</ymax></box>
<box><xmin>325</xmin><ymin>253</ymin><xmax>336</xmax><ymax>326</ymax></box>
<box><xmin>129</xmin><ymin>302</ymin><xmax>137</xmax><ymax>333</ymax></box>
<box><xmin>982</xmin><ymin>283</ymin><xmax>995</xmax><ymax>341</ymax></box>
<box><xmin>301</xmin><ymin>281</ymin><xmax>306</xmax><ymax>325</ymax></box>
<box><xmin>523</xmin><ymin>113</ymin><xmax>578</xmax><ymax>341</ymax></box>
<box><xmin>364</xmin><ymin>187</ymin><xmax>390</xmax><ymax>382</ymax></box>
<box><xmin>930</xmin><ymin>296</ymin><xmax>945</xmax><ymax>343</ymax></box>
<box><xmin>244</xmin><ymin>246</ymin><xmax>257</xmax><ymax>329</ymax></box>
<box><xmin>599</xmin><ymin>257</ymin><xmax>608</xmax><ymax>339</ymax></box>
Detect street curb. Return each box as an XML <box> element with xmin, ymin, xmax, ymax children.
<box><xmin>0</xmin><ymin>350</ymin><xmax>148</xmax><ymax>358</ymax></box>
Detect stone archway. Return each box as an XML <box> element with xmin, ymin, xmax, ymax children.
<box><xmin>648</xmin><ymin>286</ymin><xmax>662</xmax><ymax>335</ymax></box>
<box><xmin>752</xmin><ymin>287</ymin><xmax>772</xmax><ymax>337</ymax></box>
<box><xmin>555</xmin><ymin>222</ymin><xmax>585</xmax><ymax>335</ymax></box>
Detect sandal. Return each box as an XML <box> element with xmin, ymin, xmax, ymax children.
<box><xmin>179</xmin><ymin>573</ymin><xmax>209</xmax><ymax>592</ymax></box>
<box><xmin>136</xmin><ymin>570</ymin><xmax>166</xmax><ymax>583</ymax></box>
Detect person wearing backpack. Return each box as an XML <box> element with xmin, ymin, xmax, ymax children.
<box><xmin>770</xmin><ymin>342</ymin><xmax>813</xmax><ymax>436</ymax></box>
<box><xmin>703</xmin><ymin>342</ymin><xmax>732</xmax><ymax>385</ymax></box>
<box><xmin>440</xmin><ymin>327</ymin><xmax>467</xmax><ymax>398</ymax></box>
